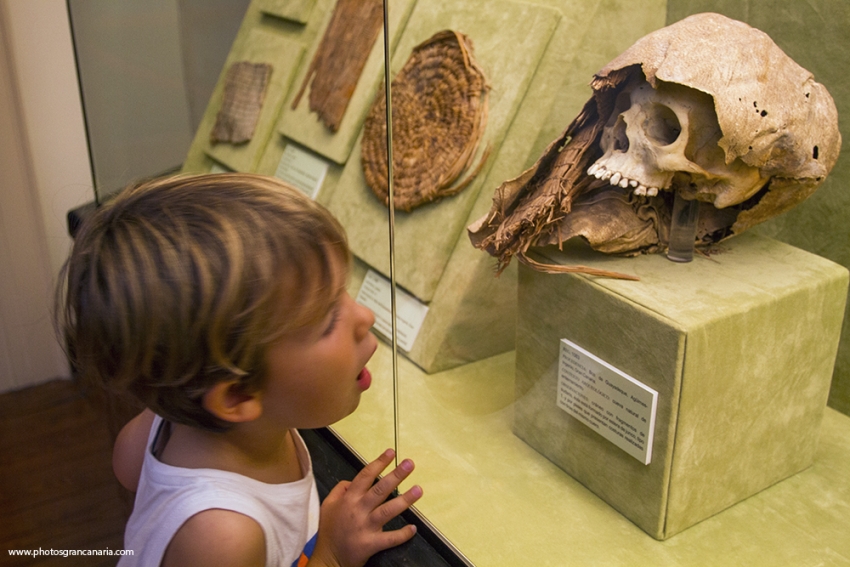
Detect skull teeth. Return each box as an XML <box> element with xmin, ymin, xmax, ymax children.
<box><xmin>586</xmin><ymin>164</ymin><xmax>660</xmax><ymax>197</ymax></box>
<box><xmin>635</xmin><ymin>185</ymin><xmax>659</xmax><ymax>197</ymax></box>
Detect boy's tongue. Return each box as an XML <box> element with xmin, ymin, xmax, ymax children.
<box><xmin>357</xmin><ymin>367</ymin><xmax>372</xmax><ymax>390</ymax></box>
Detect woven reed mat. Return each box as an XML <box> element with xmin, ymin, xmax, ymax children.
<box><xmin>361</xmin><ymin>30</ymin><xmax>490</xmax><ymax>212</ymax></box>
<box><xmin>210</xmin><ymin>61</ymin><xmax>273</xmax><ymax>144</ymax></box>
<box><xmin>291</xmin><ymin>0</ymin><xmax>383</xmax><ymax>132</ymax></box>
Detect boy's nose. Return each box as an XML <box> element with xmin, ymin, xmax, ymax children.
<box><xmin>356</xmin><ymin>301</ymin><xmax>376</xmax><ymax>336</ymax></box>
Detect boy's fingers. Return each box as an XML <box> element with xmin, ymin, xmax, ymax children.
<box><xmin>372</xmin><ymin>485</ymin><xmax>423</xmax><ymax>526</ymax></box>
<box><xmin>364</xmin><ymin>458</ymin><xmax>415</xmax><ymax>507</ymax></box>
<box><xmin>349</xmin><ymin>448</ymin><xmax>395</xmax><ymax>493</ymax></box>
<box><xmin>369</xmin><ymin>524</ymin><xmax>418</xmax><ymax>555</ymax></box>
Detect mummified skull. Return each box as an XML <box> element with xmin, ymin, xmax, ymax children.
<box><xmin>468</xmin><ymin>13</ymin><xmax>840</xmax><ymax>275</ymax></box>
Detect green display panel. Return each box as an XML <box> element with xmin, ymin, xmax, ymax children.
<box><xmin>255</xmin><ymin>0</ymin><xmax>317</xmax><ymax>23</ymax></box>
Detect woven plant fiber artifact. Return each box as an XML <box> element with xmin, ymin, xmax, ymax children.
<box><xmin>362</xmin><ymin>30</ymin><xmax>490</xmax><ymax>212</ymax></box>
<box><xmin>211</xmin><ymin>61</ymin><xmax>273</xmax><ymax>144</ymax></box>
<box><xmin>291</xmin><ymin>0</ymin><xmax>383</xmax><ymax>132</ymax></box>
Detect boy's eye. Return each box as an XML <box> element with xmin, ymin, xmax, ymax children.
<box><xmin>321</xmin><ymin>304</ymin><xmax>341</xmax><ymax>337</ymax></box>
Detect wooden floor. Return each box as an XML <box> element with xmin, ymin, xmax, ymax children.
<box><xmin>0</xmin><ymin>379</ymin><xmax>133</xmax><ymax>567</ymax></box>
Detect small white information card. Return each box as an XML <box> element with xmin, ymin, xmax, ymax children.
<box><xmin>274</xmin><ymin>143</ymin><xmax>329</xmax><ymax>199</ymax></box>
<box><xmin>355</xmin><ymin>270</ymin><xmax>429</xmax><ymax>352</ymax></box>
<box><xmin>557</xmin><ymin>339</ymin><xmax>658</xmax><ymax>465</ymax></box>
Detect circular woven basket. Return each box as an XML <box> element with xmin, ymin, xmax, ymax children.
<box><xmin>362</xmin><ymin>30</ymin><xmax>490</xmax><ymax>212</ymax></box>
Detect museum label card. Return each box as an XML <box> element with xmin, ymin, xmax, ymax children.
<box><xmin>274</xmin><ymin>143</ymin><xmax>329</xmax><ymax>199</ymax></box>
<box><xmin>355</xmin><ymin>270</ymin><xmax>429</xmax><ymax>352</ymax></box>
<box><xmin>557</xmin><ymin>339</ymin><xmax>658</xmax><ymax>465</ymax></box>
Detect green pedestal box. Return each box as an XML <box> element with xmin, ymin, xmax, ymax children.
<box><xmin>514</xmin><ymin>233</ymin><xmax>848</xmax><ymax>540</ymax></box>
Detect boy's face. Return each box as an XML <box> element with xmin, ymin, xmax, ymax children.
<box><xmin>261</xmin><ymin>269</ymin><xmax>378</xmax><ymax>429</ymax></box>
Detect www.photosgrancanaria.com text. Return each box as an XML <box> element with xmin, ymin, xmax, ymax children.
<box><xmin>8</xmin><ymin>548</ymin><xmax>134</xmax><ymax>558</ymax></box>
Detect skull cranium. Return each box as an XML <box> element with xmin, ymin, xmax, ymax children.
<box><xmin>589</xmin><ymin>76</ymin><xmax>769</xmax><ymax>209</ymax></box>
<box><xmin>468</xmin><ymin>13</ymin><xmax>841</xmax><ymax>273</ymax></box>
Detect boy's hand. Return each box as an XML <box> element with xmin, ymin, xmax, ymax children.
<box><xmin>310</xmin><ymin>449</ymin><xmax>422</xmax><ymax>567</ymax></box>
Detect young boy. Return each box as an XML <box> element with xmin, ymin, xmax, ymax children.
<box><xmin>59</xmin><ymin>173</ymin><xmax>421</xmax><ymax>567</ymax></box>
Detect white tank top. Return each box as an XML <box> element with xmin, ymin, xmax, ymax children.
<box><xmin>118</xmin><ymin>415</ymin><xmax>320</xmax><ymax>567</ymax></box>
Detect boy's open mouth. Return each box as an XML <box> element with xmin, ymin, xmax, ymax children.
<box><xmin>357</xmin><ymin>367</ymin><xmax>372</xmax><ymax>391</ymax></box>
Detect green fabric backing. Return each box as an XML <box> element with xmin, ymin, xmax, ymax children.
<box><xmin>254</xmin><ymin>0</ymin><xmax>317</xmax><ymax>24</ymax></box>
<box><xmin>514</xmin><ymin>233</ymin><xmax>849</xmax><ymax>539</ymax></box>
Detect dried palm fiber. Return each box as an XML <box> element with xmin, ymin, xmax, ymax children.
<box><xmin>467</xmin><ymin>67</ymin><xmax>642</xmax><ymax>280</ymax></box>
<box><xmin>361</xmin><ymin>30</ymin><xmax>491</xmax><ymax>212</ymax></box>
<box><xmin>291</xmin><ymin>0</ymin><xmax>383</xmax><ymax>132</ymax></box>
<box><xmin>211</xmin><ymin>61</ymin><xmax>273</xmax><ymax>144</ymax></box>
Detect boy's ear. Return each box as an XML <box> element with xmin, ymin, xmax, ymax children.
<box><xmin>201</xmin><ymin>381</ymin><xmax>263</xmax><ymax>424</ymax></box>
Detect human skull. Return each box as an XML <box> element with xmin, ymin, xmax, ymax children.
<box><xmin>468</xmin><ymin>13</ymin><xmax>841</xmax><ymax>273</ymax></box>
<box><xmin>589</xmin><ymin>76</ymin><xmax>769</xmax><ymax>209</ymax></box>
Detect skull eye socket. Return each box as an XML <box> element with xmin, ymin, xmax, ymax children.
<box><xmin>644</xmin><ymin>104</ymin><xmax>682</xmax><ymax>146</ymax></box>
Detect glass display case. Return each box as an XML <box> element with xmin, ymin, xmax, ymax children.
<box><xmin>69</xmin><ymin>1</ymin><xmax>850</xmax><ymax>565</ymax></box>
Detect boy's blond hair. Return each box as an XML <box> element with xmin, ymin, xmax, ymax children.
<box><xmin>59</xmin><ymin>173</ymin><xmax>350</xmax><ymax>431</ymax></box>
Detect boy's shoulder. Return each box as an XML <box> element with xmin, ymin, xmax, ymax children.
<box><xmin>113</xmin><ymin>409</ymin><xmax>156</xmax><ymax>492</ymax></box>
<box><xmin>161</xmin><ymin>508</ymin><xmax>265</xmax><ymax>567</ymax></box>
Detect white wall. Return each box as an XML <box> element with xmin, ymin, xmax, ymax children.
<box><xmin>0</xmin><ymin>0</ymin><xmax>93</xmax><ymax>392</ymax></box>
